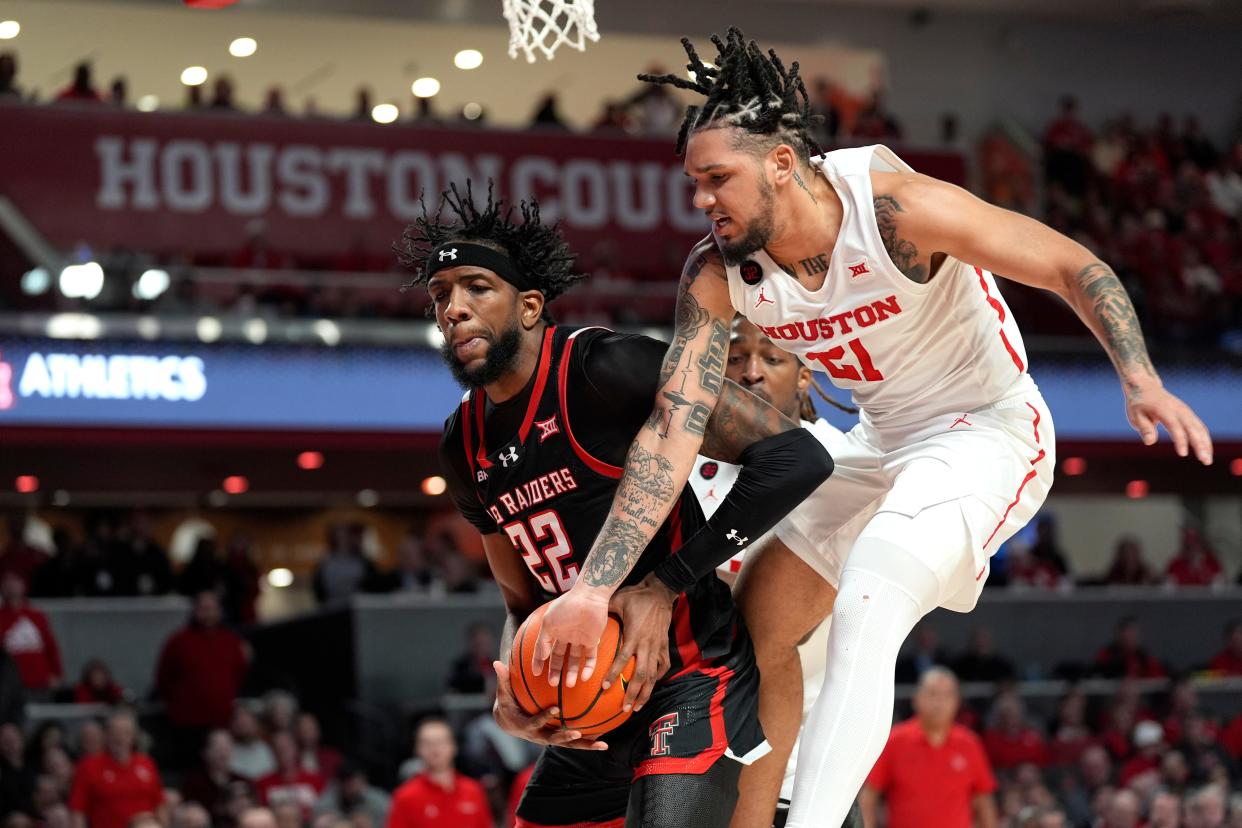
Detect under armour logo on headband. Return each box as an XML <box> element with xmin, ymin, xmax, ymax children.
<box><xmin>438</xmin><ymin>248</ymin><xmax>458</xmax><ymax>261</ymax></box>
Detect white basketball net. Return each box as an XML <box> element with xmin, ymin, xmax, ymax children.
<box><xmin>502</xmin><ymin>0</ymin><xmax>600</xmax><ymax>62</ymax></box>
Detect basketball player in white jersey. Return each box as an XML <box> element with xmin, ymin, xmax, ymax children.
<box><xmin>689</xmin><ymin>316</ymin><xmax>860</xmax><ymax>828</ymax></box>
<box><xmin>533</xmin><ymin>27</ymin><xmax>1213</xmax><ymax>828</ymax></box>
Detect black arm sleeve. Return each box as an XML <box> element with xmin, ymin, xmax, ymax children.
<box><xmin>652</xmin><ymin>428</ymin><xmax>834</xmax><ymax>594</ymax></box>
<box><xmin>438</xmin><ymin>417</ymin><xmax>497</xmax><ymax>535</ymax></box>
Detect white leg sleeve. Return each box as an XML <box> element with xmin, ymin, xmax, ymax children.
<box><xmin>786</xmin><ymin>506</ymin><xmax>957</xmax><ymax>828</ymax></box>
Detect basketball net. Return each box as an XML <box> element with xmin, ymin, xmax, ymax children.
<box><xmin>502</xmin><ymin>0</ymin><xmax>600</xmax><ymax>62</ymax></box>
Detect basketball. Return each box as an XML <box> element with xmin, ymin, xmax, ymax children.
<box><xmin>509</xmin><ymin>602</ymin><xmax>637</xmax><ymax>737</ymax></box>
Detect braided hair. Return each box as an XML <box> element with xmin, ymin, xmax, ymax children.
<box><xmin>396</xmin><ymin>180</ymin><xmax>585</xmax><ymax>302</ymax></box>
<box><xmin>800</xmin><ymin>378</ymin><xmax>859</xmax><ymax>420</ymax></box>
<box><xmin>639</xmin><ymin>27</ymin><xmax>823</xmax><ymax>160</ymax></box>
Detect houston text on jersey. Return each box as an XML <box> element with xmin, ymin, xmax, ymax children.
<box><xmin>756</xmin><ymin>295</ymin><xmax>902</xmax><ymax>343</ymax></box>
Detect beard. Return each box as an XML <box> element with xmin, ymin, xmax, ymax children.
<box><xmin>718</xmin><ymin>176</ymin><xmax>776</xmax><ymax>266</ymax></box>
<box><xmin>439</xmin><ymin>320</ymin><xmax>523</xmax><ymax>389</ymax></box>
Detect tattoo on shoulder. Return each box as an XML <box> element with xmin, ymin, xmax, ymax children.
<box><xmin>1075</xmin><ymin>263</ymin><xmax>1156</xmax><ymax>381</ymax></box>
<box><xmin>873</xmin><ymin>195</ymin><xmax>928</xmax><ymax>284</ymax></box>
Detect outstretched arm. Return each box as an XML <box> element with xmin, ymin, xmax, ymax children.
<box><xmin>532</xmin><ymin>240</ymin><xmax>735</xmax><ymax>685</ymax></box>
<box><xmin>877</xmin><ymin>172</ymin><xmax>1212</xmax><ymax>465</ymax></box>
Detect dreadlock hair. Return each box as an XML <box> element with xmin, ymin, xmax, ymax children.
<box><xmin>395</xmin><ymin>180</ymin><xmax>586</xmax><ymax>309</ymax></box>
<box><xmin>638</xmin><ymin>27</ymin><xmax>823</xmax><ymax>162</ymax></box>
<box><xmin>800</xmin><ymin>378</ymin><xmax>859</xmax><ymax>421</ymax></box>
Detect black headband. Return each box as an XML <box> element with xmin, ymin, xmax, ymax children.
<box><xmin>425</xmin><ymin>242</ymin><xmax>534</xmax><ymax>291</ymax></box>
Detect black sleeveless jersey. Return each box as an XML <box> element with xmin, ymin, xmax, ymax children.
<box><xmin>440</xmin><ymin>325</ymin><xmax>741</xmax><ymax>675</ymax></box>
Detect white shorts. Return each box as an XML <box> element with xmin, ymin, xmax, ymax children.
<box><xmin>775</xmin><ymin>390</ymin><xmax>1055</xmax><ymax>612</ymax></box>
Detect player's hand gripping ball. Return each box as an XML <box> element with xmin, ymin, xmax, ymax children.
<box><xmin>510</xmin><ymin>602</ymin><xmax>636</xmax><ymax>737</ymax></box>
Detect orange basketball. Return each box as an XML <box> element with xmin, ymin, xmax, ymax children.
<box><xmin>510</xmin><ymin>602</ymin><xmax>636</xmax><ymax>737</ymax></box>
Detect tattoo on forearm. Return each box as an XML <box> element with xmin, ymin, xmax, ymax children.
<box><xmin>874</xmin><ymin>195</ymin><xmax>928</xmax><ymax>284</ymax></box>
<box><xmin>583</xmin><ymin>518</ymin><xmax>650</xmax><ymax>587</ymax></box>
<box><xmin>696</xmin><ymin>322</ymin><xmax>728</xmax><ymax>395</ymax></box>
<box><xmin>1075</xmin><ymin>263</ymin><xmax>1157</xmax><ymax>390</ymax></box>
<box><xmin>700</xmin><ymin>380</ymin><xmax>797</xmax><ymax>462</ymax></box>
<box><xmin>792</xmin><ymin>169</ymin><xmax>818</xmax><ymax>205</ymax></box>
<box><xmin>582</xmin><ymin>444</ymin><xmax>675</xmax><ymax>587</ymax></box>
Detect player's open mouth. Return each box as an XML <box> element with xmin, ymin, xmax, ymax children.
<box><xmin>713</xmin><ymin>216</ymin><xmax>731</xmax><ymax>233</ymax></box>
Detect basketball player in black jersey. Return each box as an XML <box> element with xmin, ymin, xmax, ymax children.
<box><xmin>400</xmin><ymin>182</ymin><xmax>834</xmax><ymax>827</ymax></box>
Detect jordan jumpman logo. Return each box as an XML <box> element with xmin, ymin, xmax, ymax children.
<box><xmin>754</xmin><ymin>287</ymin><xmax>775</xmax><ymax>309</ymax></box>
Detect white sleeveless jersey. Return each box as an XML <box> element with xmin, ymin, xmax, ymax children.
<box><xmin>725</xmin><ymin>145</ymin><xmax>1035</xmax><ymax>430</ymax></box>
<box><xmin>690</xmin><ymin>418</ymin><xmax>843</xmax><ymax>575</ymax></box>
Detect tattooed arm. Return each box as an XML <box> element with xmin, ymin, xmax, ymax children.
<box><xmin>871</xmin><ymin>171</ymin><xmax>1212</xmax><ymax>465</ymax></box>
<box><xmin>531</xmin><ymin>238</ymin><xmax>736</xmax><ymax>686</ymax></box>
<box><xmin>582</xmin><ymin>238</ymin><xmax>734</xmax><ymax>590</ymax></box>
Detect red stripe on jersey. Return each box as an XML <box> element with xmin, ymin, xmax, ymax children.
<box><xmin>975</xmin><ymin>266</ymin><xmax>1025</xmax><ymax>373</ymax></box>
<box><xmin>473</xmin><ymin>326</ymin><xmax>556</xmax><ymax>469</ymax></box>
<box><xmin>668</xmin><ymin>499</ymin><xmax>684</xmax><ymax>551</ymax></box>
<box><xmin>668</xmin><ymin>598</ymin><xmax>705</xmax><ymax>680</ymax></box>
<box><xmin>983</xmin><ymin>468</ymin><xmax>1039</xmax><ymax>550</ymax></box>
<box><xmin>632</xmin><ymin>664</ymin><xmax>734</xmax><ymax>778</ymax></box>
<box><xmin>460</xmin><ymin>397</ymin><xmax>477</xmax><ymax>478</ymax></box>
<box><xmin>558</xmin><ymin>329</ymin><xmax>623</xmax><ymax>479</ymax></box>
<box><xmin>516</xmin><ymin>819</ymin><xmax>625</xmax><ymax>828</ymax></box>
<box><xmin>518</xmin><ymin>326</ymin><xmax>558</xmax><ymax>445</ymax></box>
<box><xmin>982</xmin><ymin>402</ymin><xmax>1046</xmax><ymax>549</ymax></box>
<box><xmin>472</xmin><ymin>391</ymin><xmax>491</xmax><ymax>469</ymax></box>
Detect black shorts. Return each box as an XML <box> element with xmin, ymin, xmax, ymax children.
<box><xmin>515</xmin><ymin>623</ymin><xmax>766</xmax><ymax>827</ymax></box>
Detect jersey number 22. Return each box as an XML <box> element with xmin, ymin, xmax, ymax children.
<box><xmin>503</xmin><ymin>510</ymin><xmax>578</xmax><ymax>594</ymax></box>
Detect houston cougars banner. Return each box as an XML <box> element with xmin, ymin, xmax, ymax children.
<box><xmin>0</xmin><ymin>104</ymin><xmax>966</xmax><ymax>272</ymax></box>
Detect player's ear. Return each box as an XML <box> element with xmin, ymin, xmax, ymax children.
<box><xmin>797</xmin><ymin>365</ymin><xmax>812</xmax><ymax>393</ymax></box>
<box><xmin>770</xmin><ymin>143</ymin><xmax>798</xmax><ymax>187</ymax></box>
<box><xmin>519</xmin><ymin>290</ymin><xmax>545</xmax><ymax>329</ymax></box>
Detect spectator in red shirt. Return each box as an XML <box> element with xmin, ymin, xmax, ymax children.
<box><xmin>155</xmin><ymin>590</ymin><xmax>250</xmax><ymax>765</ymax></box>
<box><xmin>54</xmin><ymin>62</ymin><xmax>103</xmax><ymax>103</ymax></box>
<box><xmin>388</xmin><ymin>718</ymin><xmax>492</xmax><ymax>828</ymax></box>
<box><xmin>1103</xmin><ymin>537</ymin><xmax>1158</xmax><ymax>585</ymax></box>
<box><xmin>254</xmin><ymin>732</ymin><xmax>324</xmax><ymax>819</ymax></box>
<box><xmin>0</xmin><ymin>571</ymin><xmax>62</xmax><ymax>692</ymax></box>
<box><xmin>1208</xmin><ymin>621</ymin><xmax>1242</xmax><ymax>676</ymax></box>
<box><xmin>983</xmin><ymin>692</ymin><xmax>1050</xmax><ymax>770</ymax></box>
<box><xmin>1095</xmin><ymin>617</ymin><xmax>1167</xmax><ymax>679</ymax></box>
<box><xmin>506</xmin><ymin>763</ymin><xmax>535</xmax><ymax>828</ymax></box>
<box><xmin>69</xmin><ymin>710</ymin><xmax>163</xmax><ymax>828</ymax></box>
<box><xmin>862</xmin><ymin>667</ymin><xmax>998</xmax><ymax>828</ymax></box>
<box><xmin>180</xmin><ymin>729</ymin><xmax>248</xmax><ymax>825</ymax></box>
<box><xmin>0</xmin><ymin>515</ymin><xmax>49</xmax><ymax>588</ymax></box>
<box><xmin>296</xmin><ymin>713</ymin><xmax>341</xmax><ymax>782</ymax></box>
<box><xmin>1047</xmin><ymin>688</ymin><xmax>1094</xmax><ymax>767</ymax></box>
<box><xmin>1165</xmin><ymin>527</ymin><xmax>1224</xmax><ymax>587</ymax></box>
<box><xmin>73</xmin><ymin>658</ymin><xmax>126</xmax><ymax>705</ymax></box>
<box><xmin>1119</xmin><ymin>720</ymin><xmax>1166</xmax><ymax>787</ymax></box>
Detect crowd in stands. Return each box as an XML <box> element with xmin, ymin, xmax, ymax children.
<box><xmin>993</xmin><ymin>517</ymin><xmax>1241</xmax><ymax>591</ymax></box>
<box><xmin>8</xmin><ymin>55</ymin><xmax>1242</xmax><ymax>351</ymax></box>
<box><xmin>867</xmin><ymin>664</ymin><xmax>1242</xmax><ymax>828</ymax></box>
<box><xmin>1040</xmin><ymin>96</ymin><xmax>1242</xmax><ymax>352</ymax></box>
<box><xmin>1</xmin><ymin>504</ymin><xmax>1242</xmax><ymax>826</ymax></box>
